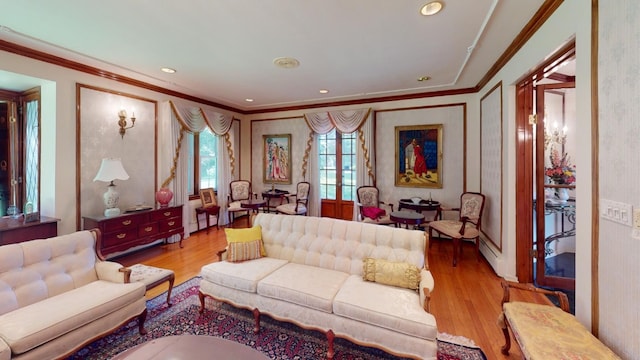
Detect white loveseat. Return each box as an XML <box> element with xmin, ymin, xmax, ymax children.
<box><xmin>0</xmin><ymin>230</ymin><xmax>147</xmax><ymax>360</ymax></box>
<box><xmin>199</xmin><ymin>213</ymin><xmax>437</xmax><ymax>359</ymax></box>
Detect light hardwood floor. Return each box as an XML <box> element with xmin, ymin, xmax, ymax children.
<box><xmin>116</xmin><ymin>219</ymin><xmax>550</xmax><ymax>360</ymax></box>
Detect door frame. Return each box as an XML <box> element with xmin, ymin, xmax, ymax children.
<box><xmin>515</xmin><ymin>41</ymin><xmax>575</xmax><ymax>283</ymax></box>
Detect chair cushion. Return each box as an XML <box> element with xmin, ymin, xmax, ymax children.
<box><xmin>257</xmin><ymin>263</ymin><xmax>349</xmax><ymax>313</ymax></box>
<box><xmin>429</xmin><ymin>220</ymin><xmax>479</xmax><ymax>239</ymax></box>
<box><xmin>362</xmin><ymin>257</ymin><xmax>420</xmax><ymax>290</ymax></box>
<box><xmin>275</xmin><ymin>203</ymin><xmax>307</xmax><ymax>215</ymax></box>
<box><xmin>225</xmin><ymin>226</ymin><xmax>266</xmax><ymax>256</ymax></box>
<box><xmin>333</xmin><ymin>275</ymin><xmax>437</xmax><ymax>340</ymax></box>
<box><xmin>362</xmin><ymin>206</ymin><xmax>386</xmax><ymax>220</ymax></box>
<box><xmin>200</xmin><ymin>257</ymin><xmax>288</xmax><ymax>293</ymax></box>
<box><xmin>503</xmin><ymin>301</ymin><xmax>620</xmax><ymax>360</ymax></box>
<box><xmin>228</xmin><ymin>240</ymin><xmax>262</xmax><ymax>262</ymax></box>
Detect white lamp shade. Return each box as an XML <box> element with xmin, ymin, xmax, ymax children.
<box><xmin>93</xmin><ymin>158</ymin><xmax>130</xmax><ymax>182</ymax></box>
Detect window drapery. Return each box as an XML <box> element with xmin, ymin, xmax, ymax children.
<box><xmin>158</xmin><ymin>100</ymin><xmax>236</xmax><ymax>236</ymax></box>
<box><xmin>303</xmin><ymin>108</ymin><xmax>374</xmax><ymax>219</ymax></box>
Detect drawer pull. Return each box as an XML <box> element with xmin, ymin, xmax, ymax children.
<box><xmin>122</xmin><ymin>220</ymin><xmax>132</xmax><ymax>226</ymax></box>
<box><xmin>164</xmin><ymin>211</ymin><xmax>171</xmax><ymax>217</ymax></box>
<box><xmin>144</xmin><ymin>226</ymin><xmax>153</xmax><ymax>232</ymax></box>
<box><xmin>168</xmin><ymin>221</ymin><xmax>175</xmax><ymax>226</ymax></box>
<box><xmin>117</xmin><ymin>233</ymin><xmax>126</xmax><ymax>239</ymax></box>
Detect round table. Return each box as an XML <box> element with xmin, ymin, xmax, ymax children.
<box><xmin>111</xmin><ymin>335</ymin><xmax>269</xmax><ymax>359</ymax></box>
<box><xmin>239</xmin><ymin>199</ymin><xmax>267</xmax><ymax>227</ymax></box>
<box><xmin>390</xmin><ymin>211</ymin><xmax>425</xmax><ymax>229</ymax></box>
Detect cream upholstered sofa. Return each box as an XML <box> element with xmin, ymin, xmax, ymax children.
<box><xmin>199</xmin><ymin>213</ymin><xmax>437</xmax><ymax>359</ymax></box>
<box><xmin>0</xmin><ymin>229</ymin><xmax>147</xmax><ymax>360</ymax></box>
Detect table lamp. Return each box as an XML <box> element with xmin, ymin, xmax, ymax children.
<box><xmin>93</xmin><ymin>158</ymin><xmax>129</xmax><ymax>217</ymax></box>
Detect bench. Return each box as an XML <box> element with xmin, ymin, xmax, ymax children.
<box><xmin>498</xmin><ymin>280</ymin><xmax>620</xmax><ymax>360</ymax></box>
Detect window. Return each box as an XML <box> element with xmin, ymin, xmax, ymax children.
<box><xmin>187</xmin><ymin>127</ymin><xmax>218</xmax><ymax>196</ymax></box>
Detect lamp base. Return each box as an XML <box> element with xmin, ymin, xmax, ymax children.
<box><xmin>104</xmin><ymin>207</ymin><xmax>121</xmax><ymax>217</ymax></box>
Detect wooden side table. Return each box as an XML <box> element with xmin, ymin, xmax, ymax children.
<box><xmin>195</xmin><ymin>205</ymin><xmax>220</xmax><ymax>233</ymax></box>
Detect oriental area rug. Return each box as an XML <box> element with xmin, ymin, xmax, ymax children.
<box><xmin>70</xmin><ymin>277</ymin><xmax>487</xmax><ymax>360</ymax></box>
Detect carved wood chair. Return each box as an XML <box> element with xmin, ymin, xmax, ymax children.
<box><xmin>227</xmin><ymin>180</ymin><xmax>256</xmax><ymax>225</ymax></box>
<box><xmin>428</xmin><ymin>192</ymin><xmax>485</xmax><ymax>266</ymax></box>
<box><xmin>276</xmin><ymin>182</ymin><xmax>310</xmax><ymax>216</ymax></box>
<box><xmin>355</xmin><ymin>186</ymin><xmax>394</xmax><ymax>225</ymax></box>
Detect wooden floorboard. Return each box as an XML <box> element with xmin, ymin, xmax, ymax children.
<box><xmin>115</xmin><ymin>221</ymin><xmax>550</xmax><ymax>360</ymax></box>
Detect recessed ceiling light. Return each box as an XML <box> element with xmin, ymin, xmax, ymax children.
<box><xmin>420</xmin><ymin>1</ymin><xmax>443</xmax><ymax>16</ymax></box>
<box><xmin>319</xmin><ymin>89</ymin><xmax>329</xmax><ymax>94</ymax></box>
<box><xmin>161</xmin><ymin>67</ymin><xmax>176</xmax><ymax>74</ymax></box>
<box><xmin>417</xmin><ymin>76</ymin><xmax>431</xmax><ymax>82</ymax></box>
<box><xmin>245</xmin><ymin>98</ymin><xmax>254</xmax><ymax>102</ymax></box>
<box><xmin>273</xmin><ymin>57</ymin><xmax>300</xmax><ymax>69</ymax></box>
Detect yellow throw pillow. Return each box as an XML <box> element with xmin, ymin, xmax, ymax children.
<box><xmin>362</xmin><ymin>257</ymin><xmax>421</xmax><ymax>290</ymax></box>
<box><xmin>224</xmin><ymin>225</ymin><xmax>266</xmax><ymax>256</ymax></box>
<box><xmin>227</xmin><ymin>239</ymin><xmax>262</xmax><ymax>262</ymax></box>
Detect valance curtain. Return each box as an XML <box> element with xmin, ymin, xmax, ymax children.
<box><xmin>303</xmin><ymin>108</ymin><xmax>374</xmax><ymax>220</ymax></box>
<box><xmin>158</xmin><ymin>101</ymin><xmax>236</xmax><ymax>236</ymax></box>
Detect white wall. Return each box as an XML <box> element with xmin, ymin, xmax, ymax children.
<box><xmin>597</xmin><ymin>1</ymin><xmax>640</xmax><ymax>358</ymax></box>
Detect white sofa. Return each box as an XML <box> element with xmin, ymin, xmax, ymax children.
<box><xmin>0</xmin><ymin>230</ymin><xmax>147</xmax><ymax>360</ymax></box>
<box><xmin>199</xmin><ymin>213</ymin><xmax>437</xmax><ymax>359</ymax></box>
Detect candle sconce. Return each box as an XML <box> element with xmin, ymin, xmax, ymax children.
<box><xmin>117</xmin><ymin>110</ymin><xmax>136</xmax><ymax>138</ymax></box>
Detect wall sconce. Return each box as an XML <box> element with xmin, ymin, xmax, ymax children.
<box><xmin>118</xmin><ymin>109</ymin><xmax>136</xmax><ymax>138</ymax></box>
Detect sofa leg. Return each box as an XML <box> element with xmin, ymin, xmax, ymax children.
<box><xmin>253</xmin><ymin>308</ymin><xmax>261</xmax><ymax>333</ymax></box>
<box><xmin>500</xmin><ymin>315</ymin><xmax>511</xmax><ymax>355</ymax></box>
<box><xmin>138</xmin><ymin>308</ymin><xmax>148</xmax><ymax>335</ymax></box>
<box><xmin>198</xmin><ymin>291</ymin><xmax>206</xmax><ymax>313</ymax></box>
<box><xmin>326</xmin><ymin>329</ymin><xmax>335</xmax><ymax>359</ymax></box>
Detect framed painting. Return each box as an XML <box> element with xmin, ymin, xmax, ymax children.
<box><xmin>199</xmin><ymin>188</ymin><xmax>217</xmax><ymax>208</ymax></box>
<box><xmin>395</xmin><ymin>124</ymin><xmax>443</xmax><ymax>188</ymax></box>
<box><xmin>263</xmin><ymin>134</ymin><xmax>292</xmax><ymax>184</ymax></box>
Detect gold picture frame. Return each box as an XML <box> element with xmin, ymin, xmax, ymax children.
<box><xmin>263</xmin><ymin>134</ymin><xmax>292</xmax><ymax>184</ymax></box>
<box><xmin>200</xmin><ymin>188</ymin><xmax>217</xmax><ymax>208</ymax></box>
<box><xmin>395</xmin><ymin>124</ymin><xmax>443</xmax><ymax>188</ymax></box>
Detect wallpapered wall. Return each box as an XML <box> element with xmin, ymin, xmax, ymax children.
<box><xmin>598</xmin><ymin>1</ymin><xmax>640</xmax><ymax>358</ymax></box>
<box><xmin>78</xmin><ymin>85</ymin><xmax>156</xmax><ymax>223</ymax></box>
<box><xmin>375</xmin><ymin>105</ymin><xmax>465</xmax><ymax>213</ymax></box>
<box><xmin>250</xmin><ymin>117</ymin><xmax>309</xmax><ymax>196</ymax></box>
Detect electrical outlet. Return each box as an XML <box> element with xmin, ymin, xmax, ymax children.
<box><xmin>601</xmin><ymin>198</ymin><xmax>633</xmax><ymax>226</ymax></box>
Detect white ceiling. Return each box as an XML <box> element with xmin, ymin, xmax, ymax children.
<box><xmin>0</xmin><ymin>0</ymin><xmax>546</xmax><ymax>112</ymax></box>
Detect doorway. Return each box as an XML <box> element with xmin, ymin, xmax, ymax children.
<box><xmin>318</xmin><ymin>128</ymin><xmax>355</xmax><ymax>220</ymax></box>
<box><xmin>515</xmin><ymin>42</ymin><xmax>576</xmax><ymax>296</ymax></box>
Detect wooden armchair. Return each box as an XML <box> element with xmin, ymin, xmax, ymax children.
<box><xmin>355</xmin><ymin>186</ymin><xmax>394</xmax><ymax>225</ymax></box>
<box><xmin>428</xmin><ymin>192</ymin><xmax>485</xmax><ymax>266</ymax></box>
<box><xmin>276</xmin><ymin>182</ymin><xmax>310</xmax><ymax>215</ymax></box>
<box><xmin>227</xmin><ymin>180</ymin><xmax>256</xmax><ymax>225</ymax></box>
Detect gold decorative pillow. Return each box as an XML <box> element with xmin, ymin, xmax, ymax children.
<box><xmin>362</xmin><ymin>257</ymin><xmax>421</xmax><ymax>290</ymax></box>
<box><xmin>227</xmin><ymin>239</ymin><xmax>262</xmax><ymax>262</ymax></box>
<box><xmin>224</xmin><ymin>225</ymin><xmax>266</xmax><ymax>256</ymax></box>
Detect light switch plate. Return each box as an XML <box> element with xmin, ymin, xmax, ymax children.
<box><xmin>601</xmin><ymin>198</ymin><xmax>633</xmax><ymax>227</ymax></box>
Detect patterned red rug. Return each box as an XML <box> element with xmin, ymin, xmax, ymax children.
<box><xmin>70</xmin><ymin>277</ymin><xmax>486</xmax><ymax>359</ymax></box>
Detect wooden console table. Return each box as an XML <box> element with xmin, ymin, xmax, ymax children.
<box><xmin>0</xmin><ymin>215</ymin><xmax>59</xmax><ymax>245</ymax></box>
<box><xmin>83</xmin><ymin>205</ymin><xmax>184</xmax><ymax>259</ymax></box>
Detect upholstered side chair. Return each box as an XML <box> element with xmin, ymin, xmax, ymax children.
<box><xmin>428</xmin><ymin>192</ymin><xmax>486</xmax><ymax>266</ymax></box>
<box><xmin>227</xmin><ymin>180</ymin><xmax>256</xmax><ymax>225</ymax></box>
<box><xmin>276</xmin><ymin>181</ymin><xmax>310</xmax><ymax>216</ymax></box>
<box><xmin>355</xmin><ymin>185</ymin><xmax>395</xmax><ymax>225</ymax></box>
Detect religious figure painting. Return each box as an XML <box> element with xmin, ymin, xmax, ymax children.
<box><xmin>395</xmin><ymin>124</ymin><xmax>443</xmax><ymax>188</ymax></box>
<box><xmin>263</xmin><ymin>134</ymin><xmax>292</xmax><ymax>184</ymax></box>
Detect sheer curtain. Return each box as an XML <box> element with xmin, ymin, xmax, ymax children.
<box><xmin>303</xmin><ymin>108</ymin><xmax>373</xmax><ymax>220</ymax></box>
